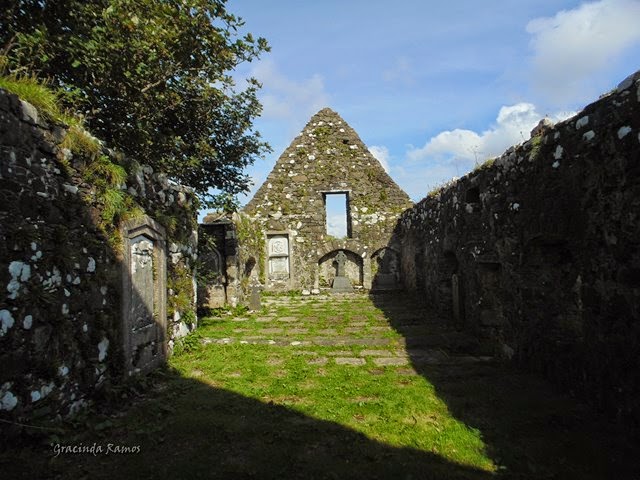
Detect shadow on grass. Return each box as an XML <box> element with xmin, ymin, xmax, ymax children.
<box><xmin>370</xmin><ymin>291</ymin><xmax>640</xmax><ymax>479</ymax></box>
<box><xmin>3</xmin><ymin>367</ymin><xmax>494</xmax><ymax>480</ymax></box>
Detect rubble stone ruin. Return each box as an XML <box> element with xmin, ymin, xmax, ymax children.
<box><xmin>243</xmin><ymin>108</ymin><xmax>413</xmax><ymax>292</ymax></box>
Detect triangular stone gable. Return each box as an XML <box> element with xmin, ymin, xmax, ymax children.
<box><xmin>245</xmin><ymin>108</ymin><xmax>411</xmax><ymax>214</ymax></box>
<box><xmin>243</xmin><ymin>107</ymin><xmax>413</xmax><ymax>291</ymax></box>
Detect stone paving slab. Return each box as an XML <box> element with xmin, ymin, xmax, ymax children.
<box><xmin>307</xmin><ymin>357</ymin><xmax>328</xmax><ymax>365</ymax></box>
<box><xmin>287</xmin><ymin>328</ymin><xmax>309</xmax><ymax>334</ymax></box>
<box><xmin>348</xmin><ymin>321</ymin><xmax>368</xmax><ymax>327</ymax></box>
<box><xmin>260</xmin><ymin>328</ymin><xmax>284</xmax><ymax>334</ymax></box>
<box><xmin>335</xmin><ymin>357</ymin><xmax>366</xmax><ymax>366</ymax></box>
<box><xmin>277</xmin><ymin>317</ymin><xmax>299</xmax><ymax>323</ymax></box>
<box><xmin>373</xmin><ymin>357</ymin><xmax>409</xmax><ymax>366</ymax></box>
<box><xmin>359</xmin><ymin>349</ymin><xmax>397</xmax><ymax>357</ymax></box>
<box><xmin>256</xmin><ymin>317</ymin><xmax>274</xmax><ymax>323</ymax></box>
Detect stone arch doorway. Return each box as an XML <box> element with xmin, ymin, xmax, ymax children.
<box><xmin>198</xmin><ymin>245</ymin><xmax>227</xmax><ymax>308</ymax></box>
<box><xmin>371</xmin><ymin>247</ymin><xmax>400</xmax><ymax>290</ymax></box>
<box><xmin>318</xmin><ymin>249</ymin><xmax>363</xmax><ymax>288</ymax></box>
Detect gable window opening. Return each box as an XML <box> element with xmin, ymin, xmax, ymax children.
<box><xmin>324</xmin><ymin>192</ymin><xmax>351</xmax><ymax>239</ymax></box>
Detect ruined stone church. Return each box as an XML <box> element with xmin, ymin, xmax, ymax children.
<box><xmin>242</xmin><ymin>108</ymin><xmax>413</xmax><ymax>292</ymax></box>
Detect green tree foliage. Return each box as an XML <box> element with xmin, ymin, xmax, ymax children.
<box><xmin>1</xmin><ymin>0</ymin><xmax>270</xmax><ymax>206</ymax></box>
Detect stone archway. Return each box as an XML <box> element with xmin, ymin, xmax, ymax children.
<box><xmin>199</xmin><ymin>246</ymin><xmax>226</xmax><ymax>308</ymax></box>
<box><xmin>371</xmin><ymin>247</ymin><xmax>400</xmax><ymax>290</ymax></box>
<box><xmin>318</xmin><ymin>249</ymin><xmax>363</xmax><ymax>288</ymax></box>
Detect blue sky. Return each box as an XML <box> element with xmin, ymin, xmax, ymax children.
<box><xmin>206</xmin><ymin>0</ymin><xmax>640</xmax><ymax>221</ymax></box>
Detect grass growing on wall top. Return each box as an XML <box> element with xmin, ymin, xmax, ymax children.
<box><xmin>0</xmin><ymin>60</ymin><xmax>100</xmax><ymax>158</ymax></box>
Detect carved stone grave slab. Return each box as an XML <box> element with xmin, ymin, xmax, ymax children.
<box><xmin>121</xmin><ymin>216</ymin><xmax>167</xmax><ymax>375</ymax></box>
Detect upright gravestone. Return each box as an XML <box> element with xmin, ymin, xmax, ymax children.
<box><xmin>332</xmin><ymin>250</ymin><xmax>353</xmax><ymax>293</ymax></box>
<box><xmin>121</xmin><ymin>216</ymin><xmax>167</xmax><ymax>375</ymax></box>
<box><xmin>249</xmin><ymin>284</ymin><xmax>262</xmax><ymax>311</ymax></box>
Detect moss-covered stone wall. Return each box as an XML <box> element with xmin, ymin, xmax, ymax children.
<box><xmin>397</xmin><ymin>70</ymin><xmax>640</xmax><ymax>427</ymax></box>
<box><xmin>0</xmin><ymin>88</ymin><xmax>197</xmax><ymax>425</ymax></box>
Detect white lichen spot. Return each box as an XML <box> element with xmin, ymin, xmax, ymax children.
<box><xmin>583</xmin><ymin>130</ymin><xmax>595</xmax><ymax>141</ymax></box>
<box><xmin>552</xmin><ymin>161</ymin><xmax>560</xmax><ymax>169</ymax></box>
<box><xmin>42</xmin><ymin>267</ymin><xmax>62</xmax><ymax>289</ymax></box>
<box><xmin>511</xmin><ymin>203</ymin><xmax>520</xmax><ymax>211</ymax></box>
<box><xmin>73</xmin><ymin>276</ymin><xmax>81</xmax><ymax>285</ymax></box>
<box><xmin>23</xmin><ymin>315</ymin><xmax>33</xmax><ymax>330</ymax></box>
<box><xmin>7</xmin><ymin>261</ymin><xmax>31</xmax><ymax>299</ymax></box>
<box><xmin>64</xmin><ymin>288</ymin><xmax>71</xmax><ymax>297</ymax></box>
<box><xmin>1</xmin><ymin>390</ymin><xmax>18</xmax><ymax>411</ymax></box>
<box><xmin>98</xmin><ymin>337</ymin><xmax>109</xmax><ymax>361</ymax></box>
<box><xmin>465</xmin><ymin>203</ymin><xmax>474</xmax><ymax>214</ymax></box>
<box><xmin>30</xmin><ymin>242</ymin><xmax>37</xmax><ymax>251</ymax></box>
<box><xmin>617</xmin><ymin>126</ymin><xmax>632</xmax><ymax>139</ymax></box>
<box><xmin>575</xmin><ymin>116</ymin><xmax>589</xmax><ymax>129</ymax></box>
<box><xmin>553</xmin><ymin>145</ymin><xmax>563</xmax><ymax>160</ymax></box>
<box><xmin>58</xmin><ymin>365</ymin><xmax>69</xmax><ymax>376</ymax></box>
<box><xmin>86</xmin><ymin>257</ymin><xmax>96</xmax><ymax>273</ymax></box>
<box><xmin>1</xmin><ymin>310</ymin><xmax>15</xmax><ymax>336</ymax></box>
<box><xmin>83</xmin><ymin>323</ymin><xmax>88</xmax><ymax>332</ymax></box>
<box><xmin>100</xmin><ymin>286</ymin><xmax>108</xmax><ymax>296</ymax></box>
<box><xmin>62</xmin><ymin>304</ymin><xmax>69</xmax><ymax>315</ymax></box>
<box><xmin>554</xmin><ymin>131</ymin><xmax>560</xmax><ymax>140</ymax></box>
<box><xmin>31</xmin><ymin>390</ymin><xmax>41</xmax><ymax>402</ymax></box>
<box><xmin>307</xmin><ymin>154</ymin><xmax>315</xmax><ymax>161</ymax></box>
<box><xmin>41</xmin><ymin>382</ymin><xmax>54</xmax><ymax>398</ymax></box>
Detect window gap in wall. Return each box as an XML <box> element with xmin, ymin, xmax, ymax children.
<box><xmin>324</xmin><ymin>193</ymin><xmax>350</xmax><ymax>239</ymax></box>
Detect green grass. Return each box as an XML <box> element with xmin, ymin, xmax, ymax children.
<box><xmin>0</xmin><ymin>74</ymin><xmax>70</xmax><ymax>123</ymax></box>
<box><xmin>0</xmin><ymin>72</ymin><xmax>101</xmax><ymax>157</ymax></box>
<box><xmin>170</xmin><ymin>342</ymin><xmax>493</xmax><ymax>471</ymax></box>
<box><xmin>6</xmin><ymin>293</ymin><xmax>639</xmax><ymax>479</ymax></box>
<box><xmin>171</xmin><ymin>295</ymin><xmax>494</xmax><ymax>471</ymax></box>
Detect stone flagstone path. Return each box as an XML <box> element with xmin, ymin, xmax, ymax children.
<box><xmin>200</xmin><ymin>292</ymin><xmax>491</xmax><ymax>369</ymax></box>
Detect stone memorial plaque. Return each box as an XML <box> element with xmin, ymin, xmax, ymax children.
<box><xmin>269</xmin><ymin>256</ymin><xmax>289</xmax><ymax>275</ymax></box>
<box><xmin>269</xmin><ymin>235</ymin><xmax>289</xmax><ymax>256</ymax></box>
<box><xmin>131</xmin><ymin>236</ymin><xmax>155</xmax><ymax>331</ymax></box>
<box><xmin>122</xmin><ymin>217</ymin><xmax>167</xmax><ymax>376</ymax></box>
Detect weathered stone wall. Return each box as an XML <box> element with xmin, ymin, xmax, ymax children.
<box><xmin>243</xmin><ymin>108</ymin><xmax>413</xmax><ymax>291</ymax></box>
<box><xmin>0</xmin><ymin>89</ymin><xmax>197</xmax><ymax>424</ymax></box>
<box><xmin>397</xmin><ymin>70</ymin><xmax>640</xmax><ymax>426</ymax></box>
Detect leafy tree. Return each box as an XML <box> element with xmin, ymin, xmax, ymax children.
<box><xmin>1</xmin><ymin>0</ymin><xmax>270</xmax><ymax>207</ymax></box>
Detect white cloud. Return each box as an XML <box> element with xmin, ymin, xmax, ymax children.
<box><xmin>368</xmin><ymin>145</ymin><xmax>391</xmax><ymax>173</ymax></box>
<box><xmin>401</xmin><ymin>103</ymin><xmax>573</xmax><ymax>200</ymax></box>
<box><xmin>326</xmin><ymin>213</ymin><xmax>347</xmax><ymax>238</ymax></box>
<box><xmin>251</xmin><ymin>59</ymin><xmax>330</xmax><ymax>126</ymax></box>
<box><xmin>527</xmin><ymin>0</ymin><xmax>640</xmax><ymax>102</ymax></box>
<box><xmin>408</xmin><ymin>102</ymin><xmax>570</xmax><ymax>164</ymax></box>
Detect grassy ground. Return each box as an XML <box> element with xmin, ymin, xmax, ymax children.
<box><xmin>3</xmin><ymin>292</ymin><xmax>639</xmax><ymax>479</ymax></box>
